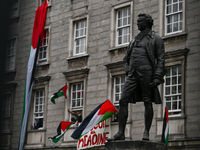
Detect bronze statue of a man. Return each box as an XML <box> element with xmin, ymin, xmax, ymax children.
<box><xmin>107</xmin><ymin>13</ymin><xmax>165</xmax><ymax>141</ymax></box>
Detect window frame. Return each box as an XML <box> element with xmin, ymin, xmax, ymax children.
<box><xmin>32</xmin><ymin>89</ymin><xmax>45</xmax><ymax>129</ymax></box>
<box><xmin>68</xmin><ymin>15</ymin><xmax>89</xmax><ymax>58</ymax></box>
<box><xmin>70</xmin><ymin>82</ymin><xmax>84</xmax><ymax>111</ymax></box>
<box><xmin>37</xmin><ymin>26</ymin><xmax>50</xmax><ymax>65</ymax></box>
<box><xmin>161</xmin><ymin>48</ymin><xmax>188</xmax><ymax>118</ymax></box>
<box><xmin>115</xmin><ymin>6</ymin><xmax>131</xmax><ymax>47</ymax></box>
<box><xmin>113</xmin><ymin>75</ymin><xmax>127</xmax><ymax>104</ymax></box>
<box><xmin>73</xmin><ymin>19</ymin><xmax>87</xmax><ymax>56</ymax></box>
<box><xmin>159</xmin><ymin>0</ymin><xmax>185</xmax><ymax>37</ymax></box>
<box><xmin>163</xmin><ymin>65</ymin><xmax>182</xmax><ymax>117</ymax></box>
<box><xmin>165</xmin><ymin>0</ymin><xmax>183</xmax><ymax>35</ymax></box>
<box><xmin>110</xmin><ymin>2</ymin><xmax>133</xmax><ymax>48</ymax></box>
<box><xmin>6</xmin><ymin>38</ymin><xmax>16</xmax><ymax>71</ymax></box>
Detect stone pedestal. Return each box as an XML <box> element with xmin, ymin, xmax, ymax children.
<box><xmin>105</xmin><ymin>140</ymin><xmax>167</xmax><ymax>150</ymax></box>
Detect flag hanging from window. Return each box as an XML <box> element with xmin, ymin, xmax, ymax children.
<box><xmin>18</xmin><ymin>1</ymin><xmax>48</xmax><ymax>150</ymax></box>
<box><xmin>50</xmin><ymin>84</ymin><xmax>68</xmax><ymax>104</ymax></box>
<box><xmin>49</xmin><ymin>121</ymin><xmax>73</xmax><ymax>143</ymax></box>
<box><xmin>71</xmin><ymin>99</ymin><xmax>118</xmax><ymax>140</ymax></box>
<box><xmin>161</xmin><ymin>107</ymin><xmax>169</xmax><ymax>144</ymax></box>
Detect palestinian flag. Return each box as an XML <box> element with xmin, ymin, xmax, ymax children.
<box><xmin>18</xmin><ymin>1</ymin><xmax>47</xmax><ymax>150</ymax></box>
<box><xmin>161</xmin><ymin>107</ymin><xmax>169</xmax><ymax>144</ymax></box>
<box><xmin>49</xmin><ymin>121</ymin><xmax>72</xmax><ymax>143</ymax></box>
<box><xmin>50</xmin><ymin>84</ymin><xmax>68</xmax><ymax>104</ymax></box>
<box><xmin>71</xmin><ymin>99</ymin><xmax>118</xmax><ymax>140</ymax></box>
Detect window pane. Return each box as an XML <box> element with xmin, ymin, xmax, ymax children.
<box><xmin>72</xmin><ymin>100</ymin><xmax>76</xmax><ymax>107</ymax></box>
<box><xmin>173</xmin><ymin>22</ymin><xmax>178</xmax><ymax>31</ymax></box>
<box><xmin>166</xmin><ymin>78</ymin><xmax>170</xmax><ymax>85</ymax></box>
<box><xmin>167</xmin><ymin>24</ymin><xmax>172</xmax><ymax>33</ymax></box>
<box><xmin>166</xmin><ymin>87</ymin><xmax>170</xmax><ymax>95</ymax></box>
<box><xmin>77</xmin><ymin>99</ymin><xmax>80</xmax><ymax>106</ymax></box>
<box><xmin>116</xmin><ymin>86</ymin><xmax>119</xmax><ymax>93</ymax></box>
<box><xmin>118</xmin><ymin>19</ymin><xmax>122</xmax><ymax>27</ymax></box>
<box><xmin>167</xmin><ymin>0</ymin><xmax>172</xmax><ymax>4</ymax></box>
<box><xmin>118</xmin><ymin>10</ymin><xmax>122</xmax><ymax>18</ymax></box>
<box><xmin>172</xmin><ymin>77</ymin><xmax>177</xmax><ymax>84</ymax></box>
<box><xmin>118</xmin><ymin>37</ymin><xmax>122</xmax><ymax>45</ymax></box>
<box><xmin>173</xmin><ymin>3</ymin><xmax>178</xmax><ymax>13</ymax></box>
<box><xmin>166</xmin><ymin>102</ymin><xmax>171</xmax><ymax>110</ymax></box>
<box><xmin>178</xmin><ymin>85</ymin><xmax>181</xmax><ymax>93</ymax></box>
<box><xmin>167</xmin><ymin>5</ymin><xmax>172</xmax><ymax>14</ymax></box>
<box><xmin>172</xmin><ymin>101</ymin><xmax>177</xmax><ymax>110</ymax></box>
<box><xmin>179</xmin><ymin>1</ymin><xmax>182</xmax><ymax>11</ymax></box>
<box><xmin>172</xmin><ymin>86</ymin><xmax>177</xmax><ymax>94</ymax></box>
<box><xmin>115</xmin><ymin>94</ymin><xmax>119</xmax><ymax>101</ymax></box>
<box><xmin>166</xmin><ymin>96</ymin><xmax>171</xmax><ymax>101</ymax></box>
<box><xmin>167</xmin><ymin>16</ymin><xmax>172</xmax><ymax>23</ymax></box>
<box><xmin>73</xmin><ymin>92</ymin><xmax>76</xmax><ymax>99</ymax></box>
<box><xmin>123</xmin><ymin>18</ymin><xmax>127</xmax><ymax>26</ymax></box>
<box><xmin>174</xmin><ymin>14</ymin><xmax>178</xmax><ymax>22</ymax></box>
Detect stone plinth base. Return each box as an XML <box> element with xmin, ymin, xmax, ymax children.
<box><xmin>105</xmin><ymin>140</ymin><xmax>167</xmax><ymax>150</ymax></box>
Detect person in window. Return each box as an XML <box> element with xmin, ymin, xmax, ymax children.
<box><xmin>68</xmin><ymin>109</ymin><xmax>82</xmax><ymax>126</ymax></box>
<box><xmin>34</xmin><ymin>118</ymin><xmax>43</xmax><ymax>129</ymax></box>
<box><xmin>107</xmin><ymin>13</ymin><xmax>165</xmax><ymax>141</ymax></box>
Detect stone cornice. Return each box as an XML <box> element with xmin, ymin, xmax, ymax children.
<box><xmin>63</xmin><ymin>68</ymin><xmax>90</xmax><ymax>78</ymax></box>
<box><xmin>104</xmin><ymin>60</ymin><xmax>124</xmax><ymax>69</ymax></box>
<box><xmin>34</xmin><ymin>75</ymin><xmax>51</xmax><ymax>83</ymax></box>
<box><xmin>165</xmin><ymin>48</ymin><xmax>189</xmax><ymax>59</ymax></box>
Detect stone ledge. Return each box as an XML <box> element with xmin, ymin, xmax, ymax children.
<box><xmin>105</xmin><ymin>140</ymin><xmax>167</xmax><ymax>150</ymax></box>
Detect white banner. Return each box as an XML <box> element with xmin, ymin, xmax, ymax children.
<box><xmin>77</xmin><ymin>118</ymin><xmax>111</xmax><ymax>150</ymax></box>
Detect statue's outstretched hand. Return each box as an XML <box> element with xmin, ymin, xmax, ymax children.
<box><xmin>149</xmin><ymin>78</ymin><xmax>162</xmax><ymax>87</ymax></box>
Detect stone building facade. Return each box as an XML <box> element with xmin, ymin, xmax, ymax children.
<box><xmin>1</xmin><ymin>0</ymin><xmax>200</xmax><ymax>150</ymax></box>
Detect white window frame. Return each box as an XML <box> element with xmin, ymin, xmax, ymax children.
<box><xmin>115</xmin><ymin>6</ymin><xmax>131</xmax><ymax>47</ymax></box>
<box><xmin>113</xmin><ymin>75</ymin><xmax>127</xmax><ymax>104</ymax></box>
<box><xmin>110</xmin><ymin>2</ymin><xmax>133</xmax><ymax>48</ymax></box>
<box><xmin>1</xmin><ymin>95</ymin><xmax>12</xmax><ymax>133</ymax></box>
<box><xmin>165</xmin><ymin>0</ymin><xmax>183</xmax><ymax>35</ymax></box>
<box><xmin>6</xmin><ymin>38</ymin><xmax>16</xmax><ymax>71</ymax></box>
<box><xmin>38</xmin><ymin>27</ymin><xmax>50</xmax><ymax>63</ymax></box>
<box><xmin>73</xmin><ymin>19</ymin><xmax>87</xmax><ymax>56</ymax></box>
<box><xmin>33</xmin><ymin>89</ymin><xmax>45</xmax><ymax>129</ymax></box>
<box><xmin>163</xmin><ymin>65</ymin><xmax>182</xmax><ymax>117</ymax></box>
<box><xmin>68</xmin><ymin>15</ymin><xmax>89</xmax><ymax>58</ymax></box>
<box><xmin>70</xmin><ymin>82</ymin><xmax>84</xmax><ymax>111</ymax></box>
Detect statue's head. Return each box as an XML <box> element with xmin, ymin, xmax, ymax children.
<box><xmin>137</xmin><ymin>13</ymin><xmax>154</xmax><ymax>31</ymax></box>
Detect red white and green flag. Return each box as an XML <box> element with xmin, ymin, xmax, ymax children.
<box><xmin>71</xmin><ymin>99</ymin><xmax>118</xmax><ymax>140</ymax></box>
<box><xmin>49</xmin><ymin>121</ymin><xmax>73</xmax><ymax>143</ymax></box>
<box><xmin>161</xmin><ymin>107</ymin><xmax>169</xmax><ymax>144</ymax></box>
<box><xmin>18</xmin><ymin>1</ymin><xmax>48</xmax><ymax>150</ymax></box>
<box><xmin>50</xmin><ymin>84</ymin><xmax>68</xmax><ymax>104</ymax></box>
<box><xmin>77</xmin><ymin>119</ymin><xmax>111</xmax><ymax>150</ymax></box>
